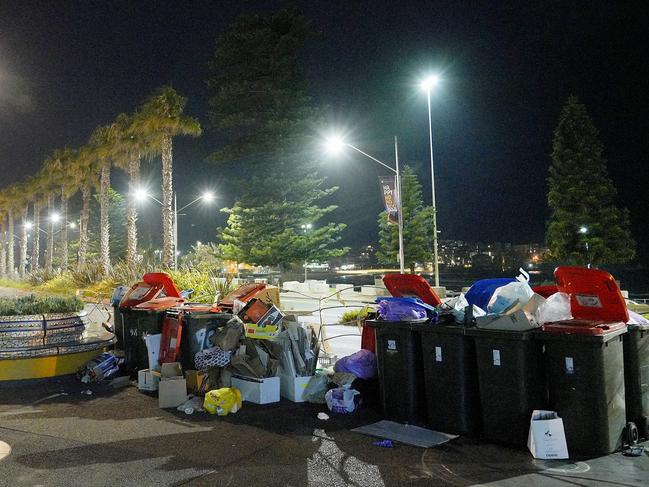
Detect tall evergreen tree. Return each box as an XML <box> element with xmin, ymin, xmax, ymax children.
<box><xmin>376</xmin><ymin>166</ymin><xmax>433</xmax><ymax>273</ymax></box>
<box><xmin>208</xmin><ymin>9</ymin><xmax>347</xmax><ymax>268</ymax></box>
<box><xmin>547</xmin><ymin>96</ymin><xmax>635</xmax><ymax>265</ymax></box>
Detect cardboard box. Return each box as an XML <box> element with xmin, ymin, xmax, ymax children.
<box><xmin>527</xmin><ymin>410</ymin><xmax>569</xmax><ymax>459</ymax></box>
<box><xmin>144</xmin><ymin>334</ymin><xmax>162</xmax><ymax>371</ymax></box>
<box><xmin>158</xmin><ymin>362</ymin><xmax>187</xmax><ymax>408</ymax></box>
<box><xmin>231</xmin><ymin>375</ymin><xmax>280</xmax><ymax>404</ymax></box>
<box><xmin>138</xmin><ymin>369</ymin><xmax>159</xmax><ymax>392</ymax></box>
<box><xmin>475</xmin><ymin>310</ymin><xmax>536</xmax><ymax>331</ymax></box>
<box><xmin>185</xmin><ymin>369</ymin><xmax>207</xmax><ymax>394</ymax></box>
<box><xmin>279</xmin><ymin>373</ymin><xmax>313</xmax><ymax>403</ymax></box>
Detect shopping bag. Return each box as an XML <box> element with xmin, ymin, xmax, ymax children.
<box><xmin>527</xmin><ymin>410</ymin><xmax>569</xmax><ymax>459</ymax></box>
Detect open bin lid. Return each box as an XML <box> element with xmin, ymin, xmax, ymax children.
<box><xmin>134</xmin><ymin>296</ymin><xmax>185</xmax><ymax>311</ymax></box>
<box><xmin>554</xmin><ymin>266</ymin><xmax>629</xmax><ymax>323</ymax></box>
<box><xmin>532</xmin><ymin>284</ymin><xmax>558</xmax><ymax>299</ymax></box>
<box><xmin>219</xmin><ymin>283</ymin><xmax>267</xmax><ymax>308</ymax></box>
<box><xmin>382</xmin><ymin>274</ymin><xmax>442</xmax><ymax>307</ymax></box>
<box><xmin>143</xmin><ymin>272</ymin><xmax>182</xmax><ymax>298</ymax></box>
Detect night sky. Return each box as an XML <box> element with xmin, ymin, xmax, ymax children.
<box><xmin>1</xmin><ymin>2</ymin><xmax>646</xmax><ymax>258</ymax></box>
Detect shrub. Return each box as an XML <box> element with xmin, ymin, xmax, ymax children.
<box><xmin>340</xmin><ymin>306</ymin><xmax>373</xmax><ymax>326</ymax></box>
<box><xmin>0</xmin><ymin>294</ymin><xmax>85</xmax><ymax>316</ymax></box>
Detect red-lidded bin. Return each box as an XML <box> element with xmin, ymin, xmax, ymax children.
<box><xmin>540</xmin><ymin>266</ymin><xmax>629</xmax><ymax>457</ymax></box>
<box><xmin>366</xmin><ymin>274</ymin><xmax>441</xmax><ymax>425</ymax></box>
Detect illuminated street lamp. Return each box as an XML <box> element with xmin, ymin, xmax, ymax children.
<box><xmin>324</xmin><ymin>135</ymin><xmax>405</xmax><ymax>274</ymax></box>
<box><xmin>420</xmin><ymin>73</ymin><xmax>441</xmax><ymax>287</ymax></box>
<box><xmin>301</xmin><ymin>223</ymin><xmax>313</xmax><ymax>282</ymax></box>
<box><xmin>134</xmin><ymin>187</ymin><xmax>215</xmax><ymax>269</ymax></box>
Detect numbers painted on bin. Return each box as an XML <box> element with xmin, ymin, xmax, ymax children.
<box><xmin>387</xmin><ymin>339</ymin><xmax>397</xmax><ymax>351</ymax></box>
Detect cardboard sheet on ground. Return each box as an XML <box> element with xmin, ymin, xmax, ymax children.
<box><xmin>352</xmin><ymin>420</ymin><xmax>458</xmax><ymax>448</ymax></box>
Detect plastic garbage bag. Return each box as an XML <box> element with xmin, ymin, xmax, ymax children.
<box><xmin>487</xmin><ymin>275</ymin><xmax>534</xmax><ymax>315</ymax></box>
<box><xmin>177</xmin><ymin>395</ymin><xmax>204</xmax><ymax>415</ymax></box>
<box><xmin>377</xmin><ymin>297</ymin><xmax>435</xmax><ymax>321</ymax></box>
<box><xmin>203</xmin><ymin>387</ymin><xmax>242</xmax><ymax>416</ymax></box>
<box><xmin>334</xmin><ymin>349</ymin><xmax>377</xmax><ymax>379</ymax></box>
<box><xmin>195</xmin><ymin>346</ymin><xmax>232</xmax><ymax>371</ymax></box>
<box><xmin>535</xmin><ymin>292</ymin><xmax>573</xmax><ymax>324</ymax></box>
<box><xmin>303</xmin><ymin>372</ymin><xmax>330</xmax><ymax>404</ymax></box>
<box><xmin>325</xmin><ymin>386</ymin><xmax>361</xmax><ymax>414</ymax></box>
<box><xmin>445</xmin><ymin>294</ymin><xmax>470</xmax><ymax>322</ymax></box>
<box><xmin>465</xmin><ymin>278</ymin><xmax>516</xmax><ymax>311</ymax></box>
<box><xmin>628</xmin><ymin>310</ymin><xmax>649</xmax><ymax>325</ymax></box>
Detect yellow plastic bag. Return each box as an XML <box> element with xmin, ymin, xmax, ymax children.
<box><xmin>203</xmin><ymin>387</ymin><xmax>243</xmax><ymax>416</ymax></box>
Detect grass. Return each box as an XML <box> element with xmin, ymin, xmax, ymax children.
<box><xmin>0</xmin><ymin>278</ymin><xmax>30</xmax><ymax>290</ymax></box>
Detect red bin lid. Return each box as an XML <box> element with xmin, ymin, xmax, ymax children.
<box><xmin>542</xmin><ymin>319</ymin><xmax>627</xmax><ymax>336</ymax></box>
<box><xmin>554</xmin><ymin>266</ymin><xmax>629</xmax><ymax>323</ymax></box>
<box><xmin>532</xmin><ymin>284</ymin><xmax>558</xmax><ymax>299</ymax></box>
<box><xmin>134</xmin><ymin>296</ymin><xmax>185</xmax><ymax>311</ymax></box>
<box><xmin>382</xmin><ymin>274</ymin><xmax>442</xmax><ymax>307</ymax></box>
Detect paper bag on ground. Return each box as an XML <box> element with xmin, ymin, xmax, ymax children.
<box><xmin>527</xmin><ymin>410</ymin><xmax>569</xmax><ymax>459</ymax></box>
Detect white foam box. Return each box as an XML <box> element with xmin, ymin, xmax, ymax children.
<box><xmin>158</xmin><ymin>362</ymin><xmax>187</xmax><ymax>408</ymax></box>
<box><xmin>231</xmin><ymin>375</ymin><xmax>280</xmax><ymax>404</ymax></box>
<box><xmin>280</xmin><ymin>373</ymin><xmax>313</xmax><ymax>403</ymax></box>
<box><xmin>138</xmin><ymin>369</ymin><xmax>159</xmax><ymax>392</ymax></box>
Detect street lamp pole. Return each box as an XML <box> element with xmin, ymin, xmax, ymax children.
<box><xmin>341</xmin><ymin>140</ymin><xmax>405</xmax><ymax>274</ymax></box>
<box><xmin>174</xmin><ymin>193</ymin><xmax>178</xmax><ymax>270</ymax></box>
<box><xmin>394</xmin><ymin>136</ymin><xmax>405</xmax><ymax>275</ymax></box>
<box><xmin>426</xmin><ymin>86</ymin><xmax>440</xmax><ymax>287</ymax></box>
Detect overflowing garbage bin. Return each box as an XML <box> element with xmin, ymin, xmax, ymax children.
<box><xmin>420</xmin><ymin>324</ymin><xmax>481</xmax><ymax>434</ymax></box>
<box><xmin>467</xmin><ymin>327</ymin><xmax>546</xmax><ymax>446</ymax></box>
<box><xmin>366</xmin><ymin>274</ymin><xmax>442</xmax><ymax>425</ymax></box>
<box><xmin>366</xmin><ymin>319</ymin><xmax>427</xmax><ymax>425</ymax></box>
<box><xmin>175</xmin><ymin>306</ymin><xmax>232</xmax><ymax>370</ymax></box>
<box><xmin>117</xmin><ymin>273</ymin><xmax>184</xmax><ymax>371</ymax></box>
<box><xmin>540</xmin><ymin>266</ymin><xmax>629</xmax><ymax>456</ymax></box>
<box><xmin>623</xmin><ymin>322</ymin><xmax>649</xmax><ymax>441</ymax></box>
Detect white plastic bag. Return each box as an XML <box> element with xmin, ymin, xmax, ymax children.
<box><xmin>535</xmin><ymin>292</ymin><xmax>573</xmax><ymax>325</ymax></box>
<box><xmin>325</xmin><ymin>386</ymin><xmax>361</xmax><ymax>414</ymax></box>
<box><xmin>487</xmin><ymin>281</ymin><xmax>534</xmax><ymax>314</ymax></box>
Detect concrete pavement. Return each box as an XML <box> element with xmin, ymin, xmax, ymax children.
<box><xmin>1</xmin><ymin>376</ymin><xmax>648</xmax><ymax>486</ymax></box>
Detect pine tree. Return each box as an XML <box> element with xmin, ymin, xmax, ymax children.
<box><xmin>546</xmin><ymin>96</ymin><xmax>635</xmax><ymax>265</ymax></box>
<box><xmin>208</xmin><ymin>9</ymin><xmax>347</xmax><ymax>268</ymax></box>
<box><xmin>377</xmin><ymin>166</ymin><xmax>433</xmax><ymax>273</ymax></box>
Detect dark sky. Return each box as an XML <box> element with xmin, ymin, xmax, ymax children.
<box><xmin>1</xmin><ymin>1</ymin><xmax>647</xmax><ymax>257</ymax></box>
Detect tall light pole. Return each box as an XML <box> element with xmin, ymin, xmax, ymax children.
<box><xmin>135</xmin><ymin>188</ymin><xmax>214</xmax><ymax>269</ymax></box>
<box><xmin>420</xmin><ymin>74</ymin><xmax>441</xmax><ymax>287</ymax></box>
<box><xmin>325</xmin><ymin>135</ymin><xmax>405</xmax><ymax>274</ymax></box>
<box><xmin>301</xmin><ymin>223</ymin><xmax>312</xmax><ymax>282</ymax></box>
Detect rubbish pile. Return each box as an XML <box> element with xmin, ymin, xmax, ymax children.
<box><xmin>364</xmin><ymin>267</ymin><xmax>649</xmax><ymax>459</ymax></box>
<box><xmin>75</xmin><ymin>266</ymin><xmax>647</xmax><ymax>461</ymax></box>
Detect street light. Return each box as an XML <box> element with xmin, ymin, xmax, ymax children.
<box><xmin>50</xmin><ymin>212</ymin><xmax>61</xmax><ymax>223</ymax></box>
<box><xmin>301</xmin><ymin>223</ymin><xmax>313</xmax><ymax>282</ymax></box>
<box><xmin>324</xmin><ymin>135</ymin><xmax>405</xmax><ymax>274</ymax></box>
<box><xmin>578</xmin><ymin>226</ymin><xmax>590</xmax><ymax>267</ymax></box>
<box><xmin>420</xmin><ymin>73</ymin><xmax>441</xmax><ymax>287</ymax></box>
<box><xmin>134</xmin><ymin>187</ymin><xmax>215</xmax><ymax>269</ymax></box>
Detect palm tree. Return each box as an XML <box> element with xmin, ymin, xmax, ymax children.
<box><xmin>73</xmin><ymin>146</ymin><xmax>99</xmax><ymax>269</ymax></box>
<box><xmin>29</xmin><ymin>177</ymin><xmax>46</xmax><ymax>272</ymax></box>
<box><xmin>16</xmin><ymin>181</ymin><xmax>30</xmax><ymax>278</ymax></box>
<box><xmin>112</xmin><ymin>113</ymin><xmax>145</xmax><ymax>267</ymax></box>
<box><xmin>89</xmin><ymin>124</ymin><xmax>119</xmax><ymax>276</ymax></box>
<box><xmin>135</xmin><ymin>87</ymin><xmax>201</xmax><ymax>268</ymax></box>
<box><xmin>45</xmin><ymin>148</ymin><xmax>77</xmax><ymax>271</ymax></box>
<box><xmin>0</xmin><ymin>215</ymin><xmax>6</xmax><ymax>277</ymax></box>
<box><xmin>38</xmin><ymin>161</ymin><xmax>58</xmax><ymax>273</ymax></box>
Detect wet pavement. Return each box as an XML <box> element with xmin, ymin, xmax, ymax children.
<box><xmin>0</xmin><ymin>376</ymin><xmax>647</xmax><ymax>486</ymax></box>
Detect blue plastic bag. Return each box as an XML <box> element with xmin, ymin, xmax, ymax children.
<box><xmin>334</xmin><ymin>349</ymin><xmax>377</xmax><ymax>379</ymax></box>
<box><xmin>376</xmin><ymin>297</ymin><xmax>436</xmax><ymax>321</ymax></box>
<box><xmin>465</xmin><ymin>278</ymin><xmax>516</xmax><ymax>312</ymax></box>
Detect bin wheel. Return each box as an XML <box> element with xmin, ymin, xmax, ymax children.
<box><xmin>625</xmin><ymin>422</ymin><xmax>638</xmax><ymax>446</ymax></box>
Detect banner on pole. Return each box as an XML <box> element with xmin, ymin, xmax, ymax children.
<box><xmin>379</xmin><ymin>176</ymin><xmax>399</xmax><ymax>225</ymax></box>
